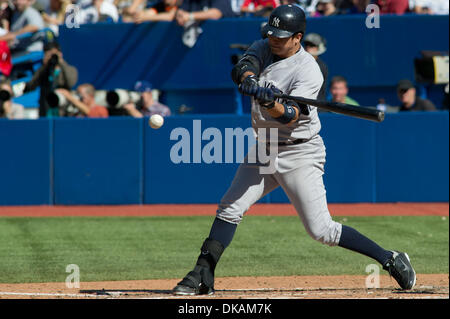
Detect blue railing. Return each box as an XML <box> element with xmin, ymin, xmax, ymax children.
<box><xmin>0</xmin><ymin>112</ymin><xmax>448</xmax><ymax>205</ymax></box>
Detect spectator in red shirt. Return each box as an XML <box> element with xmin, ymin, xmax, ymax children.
<box><xmin>241</xmin><ymin>0</ymin><xmax>279</xmax><ymax>16</ymax></box>
<box><xmin>56</xmin><ymin>83</ymin><xmax>109</xmax><ymax>118</ymax></box>
<box><xmin>376</xmin><ymin>0</ymin><xmax>409</xmax><ymax>14</ymax></box>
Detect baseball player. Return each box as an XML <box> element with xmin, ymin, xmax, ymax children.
<box><xmin>173</xmin><ymin>4</ymin><xmax>416</xmax><ymax>295</ymax></box>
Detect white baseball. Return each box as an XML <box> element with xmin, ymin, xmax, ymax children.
<box><xmin>149</xmin><ymin>114</ymin><xmax>164</xmax><ymax>129</ymax></box>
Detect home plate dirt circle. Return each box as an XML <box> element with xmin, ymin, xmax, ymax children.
<box><xmin>0</xmin><ymin>274</ymin><xmax>447</xmax><ymax>299</ymax></box>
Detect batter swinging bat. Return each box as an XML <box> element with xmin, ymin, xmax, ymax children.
<box><xmin>273</xmin><ymin>93</ymin><xmax>385</xmax><ymax>123</ymax></box>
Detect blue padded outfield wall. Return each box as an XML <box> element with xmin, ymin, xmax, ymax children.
<box><xmin>58</xmin><ymin>15</ymin><xmax>449</xmax><ymax>113</ymax></box>
<box><xmin>0</xmin><ymin>112</ymin><xmax>448</xmax><ymax>205</ymax></box>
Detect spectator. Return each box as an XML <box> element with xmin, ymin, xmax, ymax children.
<box><xmin>230</xmin><ymin>0</ymin><xmax>244</xmax><ymax>16</ymax></box>
<box><xmin>304</xmin><ymin>32</ymin><xmax>328</xmax><ymax>101</ymax></box>
<box><xmin>296</xmin><ymin>0</ymin><xmax>320</xmax><ymax>16</ymax></box>
<box><xmin>56</xmin><ymin>83</ymin><xmax>109</xmax><ymax>118</ymax></box>
<box><xmin>121</xmin><ymin>0</ymin><xmax>147</xmax><ymax>22</ymax></box>
<box><xmin>0</xmin><ymin>0</ymin><xmax>45</xmax><ymax>53</ymax></box>
<box><xmin>0</xmin><ymin>39</ymin><xmax>12</xmax><ymax>77</ymax></box>
<box><xmin>345</xmin><ymin>0</ymin><xmax>370</xmax><ymax>14</ymax></box>
<box><xmin>123</xmin><ymin>81</ymin><xmax>171</xmax><ymax>117</ymax></box>
<box><xmin>132</xmin><ymin>0</ymin><xmax>179</xmax><ymax>23</ymax></box>
<box><xmin>0</xmin><ymin>0</ymin><xmax>13</xmax><ymax>33</ymax></box>
<box><xmin>33</xmin><ymin>0</ymin><xmax>50</xmax><ymax>12</ymax></box>
<box><xmin>396</xmin><ymin>79</ymin><xmax>436</xmax><ymax>112</ymax></box>
<box><xmin>311</xmin><ymin>0</ymin><xmax>340</xmax><ymax>16</ymax></box>
<box><xmin>375</xmin><ymin>0</ymin><xmax>409</xmax><ymax>15</ymax></box>
<box><xmin>412</xmin><ymin>0</ymin><xmax>449</xmax><ymax>15</ymax></box>
<box><xmin>0</xmin><ymin>79</ymin><xmax>25</xmax><ymax>119</ymax></box>
<box><xmin>42</xmin><ymin>0</ymin><xmax>71</xmax><ymax>35</ymax></box>
<box><xmin>240</xmin><ymin>0</ymin><xmax>279</xmax><ymax>17</ymax></box>
<box><xmin>175</xmin><ymin>0</ymin><xmax>235</xmax><ymax>48</ymax></box>
<box><xmin>329</xmin><ymin>75</ymin><xmax>359</xmax><ymax>105</ymax></box>
<box><xmin>95</xmin><ymin>0</ymin><xmax>120</xmax><ymax>22</ymax></box>
<box><xmin>175</xmin><ymin>0</ymin><xmax>235</xmax><ymax>27</ymax></box>
<box><xmin>23</xmin><ymin>41</ymin><xmax>78</xmax><ymax>117</ymax></box>
<box><xmin>72</xmin><ymin>0</ymin><xmax>99</xmax><ymax>25</ymax></box>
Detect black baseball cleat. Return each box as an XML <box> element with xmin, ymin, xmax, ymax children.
<box><xmin>383</xmin><ymin>251</ymin><xmax>416</xmax><ymax>290</ymax></box>
<box><xmin>172</xmin><ymin>271</ymin><xmax>214</xmax><ymax>296</ymax></box>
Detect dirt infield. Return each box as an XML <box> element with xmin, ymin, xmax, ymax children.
<box><xmin>0</xmin><ymin>274</ymin><xmax>447</xmax><ymax>299</ymax></box>
<box><xmin>0</xmin><ymin>203</ymin><xmax>448</xmax><ymax>217</ymax></box>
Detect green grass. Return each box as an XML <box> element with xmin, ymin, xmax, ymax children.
<box><xmin>0</xmin><ymin>216</ymin><xmax>448</xmax><ymax>283</ymax></box>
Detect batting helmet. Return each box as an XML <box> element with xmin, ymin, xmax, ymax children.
<box><xmin>261</xmin><ymin>5</ymin><xmax>306</xmax><ymax>39</ymax></box>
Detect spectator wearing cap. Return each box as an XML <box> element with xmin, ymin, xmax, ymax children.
<box><xmin>56</xmin><ymin>83</ymin><xmax>109</xmax><ymax>118</ymax></box>
<box><xmin>396</xmin><ymin>79</ymin><xmax>436</xmax><ymax>112</ymax></box>
<box><xmin>375</xmin><ymin>0</ymin><xmax>409</xmax><ymax>15</ymax></box>
<box><xmin>329</xmin><ymin>75</ymin><xmax>359</xmax><ymax>106</ymax></box>
<box><xmin>123</xmin><ymin>81</ymin><xmax>171</xmax><ymax>118</ymax></box>
<box><xmin>304</xmin><ymin>33</ymin><xmax>328</xmax><ymax>100</ymax></box>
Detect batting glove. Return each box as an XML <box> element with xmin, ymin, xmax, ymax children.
<box><xmin>255</xmin><ymin>87</ymin><xmax>276</xmax><ymax>109</ymax></box>
<box><xmin>239</xmin><ymin>74</ymin><xmax>259</xmax><ymax>96</ymax></box>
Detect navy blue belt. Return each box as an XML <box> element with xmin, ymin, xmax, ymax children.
<box><xmin>278</xmin><ymin>139</ymin><xmax>309</xmax><ymax>146</ymax></box>
<box><xmin>264</xmin><ymin>139</ymin><xmax>309</xmax><ymax>147</ymax></box>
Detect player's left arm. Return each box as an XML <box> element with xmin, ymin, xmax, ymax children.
<box><xmin>266</xmin><ymin>100</ymin><xmax>300</xmax><ymax>124</ymax></box>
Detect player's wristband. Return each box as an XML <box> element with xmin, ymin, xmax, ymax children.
<box><xmin>274</xmin><ymin>102</ymin><xmax>296</xmax><ymax>124</ymax></box>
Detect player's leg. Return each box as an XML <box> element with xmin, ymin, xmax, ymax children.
<box><xmin>275</xmin><ymin>137</ymin><xmax>416</xmax><ymax>289</ymax></box>
<box><xmin>173</xmin><ymin>152</ymin><xmax>279</xmax><ymax>295</ymax></box>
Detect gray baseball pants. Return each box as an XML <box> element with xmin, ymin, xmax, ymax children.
<box><xmin>216</xmin><ymin>134</ymin><xmax>342</xmax><ymax>246</ymax></box>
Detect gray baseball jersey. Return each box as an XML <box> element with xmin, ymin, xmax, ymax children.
<box><xmin>216</xmin><ymin>39</ymin><xmax>342</xmax><ymax>247</ymax></box>
<box><xmin>246</xmin><ymin>39</ymin><xmax>324</xmax><ymax>143</ymax></box>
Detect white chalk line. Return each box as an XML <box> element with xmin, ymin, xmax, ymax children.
<box><xmin>0</xmin><ymin>291</ymin><xmax>105</xmax><ymax>298</ymax></box>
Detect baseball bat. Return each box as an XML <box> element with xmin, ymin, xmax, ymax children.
<box><xmin>273</xmin><ymin>93</ymin><xmax>385</xmax><ymax>123</ymax></box>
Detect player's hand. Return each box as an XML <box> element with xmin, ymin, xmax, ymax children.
<box><xmin>238</xmin><ymin>74</ymin><xmax>259</xmax><ymax>96</ymax></box>
<box><xmin>255</xmin><ymin>87</ymin><xmax>276</xmax><ymax>108</ymax></box>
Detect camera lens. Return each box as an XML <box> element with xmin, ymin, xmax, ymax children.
<box><xmin>0</xmin><ymin>90</ymin><xmax>11</xmax><ymax>101</ymax></box>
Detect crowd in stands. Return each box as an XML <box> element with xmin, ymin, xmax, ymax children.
<box><xmin>0</xmin><ymin>0</ymin><xmax>448</xmax><ymax>119</ymax></box>
<box><xmin>1</xmin><ymin>0</ymin><xmax>448</xmax><ymax>35</ymax></box>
